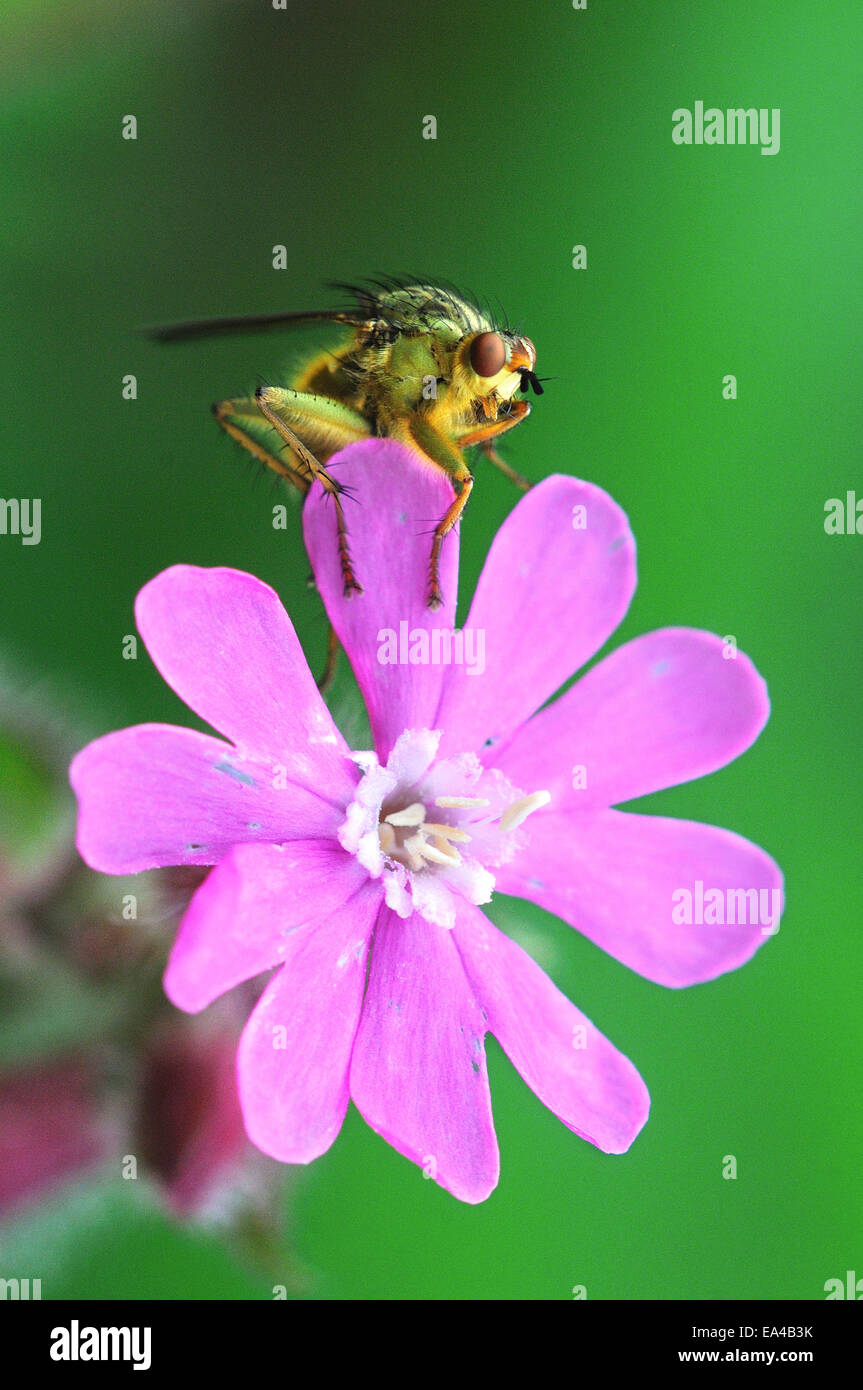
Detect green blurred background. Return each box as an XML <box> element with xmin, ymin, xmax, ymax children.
<box><xmin>1</xmin><ymin>0</ymin><xmax>861</xmax><ymax>1299</ymax></box>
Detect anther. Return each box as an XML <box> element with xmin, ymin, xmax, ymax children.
<box><xmin>385</xmin><ymin>803</ymin><xmax>427</xmax><ymax>826</ymax></box>
<box><xmin>435</xmin><ymin>795</ymin><xmax>490</xmax><ymax>809</ymax></box>
<box><xmin>499</xmin><ymin>791</ymin><xmax>551</xmax><ymax>834</ymax></box>
<box><xmin>422</xmin><ymin>822</ymin><xmax>471</xmax><ymax>843</ymax></box>
<box><xmin>408</xmin><ymin>836</ymin><xmax>463</xmax><ymax>867</ymax></box>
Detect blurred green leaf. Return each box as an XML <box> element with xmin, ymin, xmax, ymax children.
<box><xmin>0</xmin><ymin>1173</ymin><xmax>274</xmax><ymax>1300</ymax></box>
<box><xmin>0</xmin><ymin>724</ymin><xmax>71</xmax><ymax>890</ymax></box>
<box><xmin>0</xmin><ymin>960</ymin><xmax>123</xmax><ymax>1067</ymax></box>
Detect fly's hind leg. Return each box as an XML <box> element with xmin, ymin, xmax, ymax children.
<box><xmin>317</xmin><ymin>621</ymin><xmax>340</xmax><ymax>694</ymax></box>
<box><xmin>214</xmin><ymin>390</ymin><xmax>368</xmax><ymax>685</ymax></box>
<box><xmin>405</xmin><ymin>413</ymin><xmax>474</xmax><ymax>610</ymax></box>
<box><xmin>212</xmin><ymin>396</ymin><xmax>311</xmax><ymax>495</ymax></box>
<box><xmin>254</xmin><ymin>386</ymin><xmax>370</xmax><ymax>599</ymax></box>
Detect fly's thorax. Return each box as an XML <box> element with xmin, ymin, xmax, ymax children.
<box><xmin>319</xmin><ymin>285</ymin><xmax>531</xmax><ymax>435</ymax></box>
<box><xmin>373</xmin><ymin>284</ymin><xmax>490</xmax><ymax>338</ymax></box>
<box><xmin>381</xmin><ymin>332</ymin><xmax>451</xmax><ymax>413</ymax></box>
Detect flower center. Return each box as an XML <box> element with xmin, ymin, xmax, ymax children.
<box><xmin>339</xmin><ymin>729</ymin><xmax>550</xmax><ymax>928</ymax></box>
<box><xmin>378</xmin><ymin>791</ymin><xmax>549</xmax><ymax>872</ymax></box>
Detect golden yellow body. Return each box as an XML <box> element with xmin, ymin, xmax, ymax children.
<box><xmin>154</xmin><ymin>279</ymin><xmax>542</xmax><ymax>606</ymax></box>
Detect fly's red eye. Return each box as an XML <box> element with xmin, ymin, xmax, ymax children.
<box><xmin>469</xmin><ymin>332</ymin><xmax>507</xmax><ymax>378</ymax></box>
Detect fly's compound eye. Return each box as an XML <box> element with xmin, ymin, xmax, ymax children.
<box><xmin>469</xmin><ymin>331</ymin><xmax>507</xmax><ymax>378</ymax></box>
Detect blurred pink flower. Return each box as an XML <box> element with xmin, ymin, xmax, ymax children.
<box><xmin>137</xmin><ymin>1028</ymin><xmax>250</xmax><ymax>1216</ymax></box>
<box><xmin>0</xmin><ymin>1055</ymin><xmax>106</xmax><ymax>1212</ymax></box>
<box><xmin>69</xmin><ymin>441</ymin><xmax>781</xmax><ymax>1202</ymax></box>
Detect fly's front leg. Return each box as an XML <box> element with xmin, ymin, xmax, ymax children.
<box><xmin>458</xmin><ymin>400</ymin><xmax>533</xmax><ymax>492</ymax></box>
<box><xmin>478</xmin><ymin>443</ymin><xmax>532</xmax><ymax>492</ymax></box>
<box><xmin>406</xmin><ymin>413</ymin><xmax>473</xmax><ymax>610</ymax></box>
<box><xmin>255</xmin><ymin>386</ymin><xmax>369</xmax><ymax>598</ymax></box>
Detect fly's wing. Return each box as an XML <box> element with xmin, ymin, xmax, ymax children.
<box><xmin>145</xmin><ymin>280</ymin><xmax>433</xmax><ymax>344</ymax></box>
<box><xmin>143</xmin><ymin>307</ymin><xmax>365</xmax><ymax>343</ymax></box>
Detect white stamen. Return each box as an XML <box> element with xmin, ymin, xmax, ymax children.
<box><xmin>347</xmin><ymin>727</ymin><xmax>551</xmax><ymax>932</ymax></box>
<box><xmin>385</xmin><ymin>802</ymin><xmax>426</xmax><ymax>826</ymax></box>
<box><xmin>419</xmin><ymin>839</ymin><xmax>463</xmax><ymax>867</ymax></box>
<box><xmin>499</xmin><ymin>790</ymin><xmax>551</xmax><ymax>834</ymax></box>
<box><xmin>401</xmin><ymin>834</ymin><xmax>428</xmax><ymax>871</ymax></box>
<box><xmin>378</xmin><ymin>822</ymin><xmax>397</xmax><ymax>854</ymax></box>
<box><xmin>435</xmin><ymin>795</ymin><xmax>490</xmax><ymax>809</ymax></box>
<box><xmin>432</xmin><ymin>835</ymin><xmax>462</xmax><ymax>862</ymax></box>
<box><xmin>423</xmin><ymin>821</ymin><xmax>471</xmax><ymax>843</ymax></box>
<box><xmin>402</xmin><ymin>831</ymin><xmax>463</xmax><ymax>868</ymax></box>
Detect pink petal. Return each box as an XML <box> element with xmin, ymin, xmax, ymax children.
<box><xmin>237</xmin><ymin>883</ymin><xmax>381</xmax><ymax>1163</ymax></box>
<box><xmin>70</xmin><ymin>724</ymin><xmax>341</xmax><ymax>874</ymax></box>
<box><xmin>453</xmin><ymin>900</ymin><xmax>649</xmax><ymax>1152</ymax></box>
<box><xmin>302</xmin><ymin>440</ymin><xmax>460</xmax><ymax>761</ymax></box>
<box><xmin>491</xmin><ymin>629</ymin><xmax>770</xmax><ymax>808</ymax></box>
<box><xmin>164</xmin><ymin>840</ymin><xmax>367</xmax><ymax>1012</ymax></box>
<box><xmin>350</xmin><ymin>907</ymin><xmax>499</xmax><ymax>1203</ymax></box>
<box><xmin>497</xmin><ymin>809</ymin><xmax>784</xmax><ymax>987</ymax></box>
<box><xmin>135</xmin><ymin>566</ymin><xmax>355</xmax><ymax>801</ymax></box>
<box><xmin>435</xmin><ymin>477</ymin><xmax>636</xmax><ymax>758</ymax></box>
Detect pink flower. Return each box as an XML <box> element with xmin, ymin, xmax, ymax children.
<box><xmin>136</xmin><ymin>1027</ymin><xmax>251</xmax><ymax>1217</ymax></box>
<box><xmin>70</xmin><ymin>441</ymin><xmax>782</xmax><ymax>1202</ymax></box>
<box><xmin>0</xmin><ymin>1056</ymin><xmax>107</xmax><ymax>1213</ymax></box>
